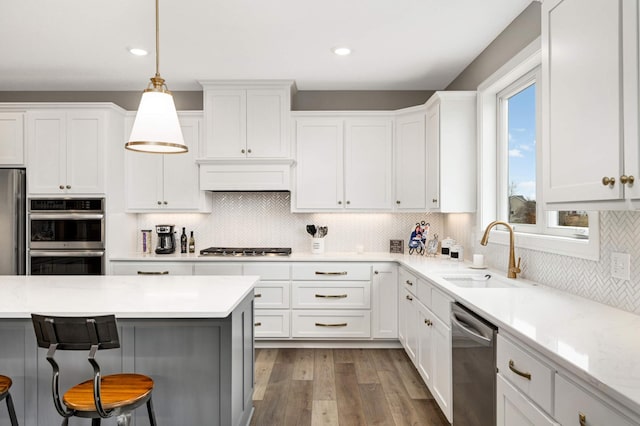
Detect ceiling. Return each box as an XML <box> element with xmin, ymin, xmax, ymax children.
<box><xmin>0</xmin><ymin>0</ymin><xmax>531</xmax><ymax>92</ymax></box>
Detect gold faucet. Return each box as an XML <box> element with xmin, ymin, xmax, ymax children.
<box><xmin>480</xmin><ymin>221</ymin><xmax>521</xmax><ymax>278</ymax></box>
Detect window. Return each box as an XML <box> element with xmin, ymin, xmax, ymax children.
<box><xmin>477</xmin><ymin>38</ymin><xmax>599</xmax><ymax>260</ymax></box>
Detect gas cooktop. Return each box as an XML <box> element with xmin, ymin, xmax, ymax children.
<box><xmin>199</xmin><ymin>247</ymin><xmax>292</xmax><ymax>257</ymax></box>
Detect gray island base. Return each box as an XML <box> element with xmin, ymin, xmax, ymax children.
<box><xmin>0</xmin><ymin>275</ymin><xmax>256</xmax><ymax>426</ymax></box>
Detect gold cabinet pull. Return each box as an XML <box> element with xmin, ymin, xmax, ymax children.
<box><xmin>620</xmin><ymin>175</ymin><xmax>635</xmax><ymax>185</ymax></box>
<box><xmin>315</xmin><ymin>322</ymin><xmax>348</xmax><ymax>327</ymax></box>
<box><xmin>254</xmin><ymin>322</ymin><xmax>262</xmax><ymax>327</ymax></box>
<box><xmin>315</xmin><ymin>271</ymin><xmax>347</xmax><ymax>275</ymax></box>
<box><xmin>508</xmin><ymin>360</ymin><xmax>532</xmax><ymax>380</ymax></box>
<box><xmin>405</xmin><ymin>279</ymin><xmax>413</xmax><ymax>286</ymax></box>
<box><xmin>315</xmin><ymin>294</ymin><xmax>348</xmax><ymax>298</ymax></box>
<box><xmin>254</xmin><ymin>293</ymin><xmax>262</xmax><ymax>298</ymax></box>
<box><xmin>406</xmin><ymin>295</ymin><xmax>413</xmax><ymax>301</ymax></box>
<box><xmin>578</xmin><ymin>412</ymin><xmax>586</xmax><ymax>426</ymax></box>
<box><xmin>602</xmin><ymin>176</ymin><xmax>616</xmax><ymax>187</ymax></box>
<box><xmin>137</xmin><ymin>271</ymin><xmax>169</xmax><ymax>275</ymax></box>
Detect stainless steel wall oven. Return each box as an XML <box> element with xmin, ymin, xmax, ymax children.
<box><xmin>28</xmin><ymin>198</ymin><xmax>105</xmax><ymax>275</ymax></box>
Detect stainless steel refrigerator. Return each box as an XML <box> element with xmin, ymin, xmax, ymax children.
<box><xmin>0</xmin><ymin>169</ymin><xmax>26</xmax><ymax>275</ymax></box>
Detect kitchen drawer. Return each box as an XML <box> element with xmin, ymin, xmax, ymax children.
<box><xmin>431</xmin><ymin>286</ymin><xmax>453</xmax><ymax>324</ymax></box>
<box><xmin>555</xmin><ymin>374</ymin><xmax>636</xmax><ymax>426</ymax></box>
<box><xmin>292</xmin><ymin>281</ymin><xmax>370</xmax><ymax>309</ymax></box>
<box><xmin>497</xmin><ymin>374</ymin><xmax>559</xmax><ymax>426</ymax></box>
<box><xmin>292</xmin><ymin>310</ymin><xmax>371</xmax><ymax>338</ymax></box>
<box><xmin>244</xmin><ymin>262</ymin><xmax>291</xmax><ymax>280</ymax></box>
<box><xmin>398</xmin><ymin>267</ymin><xmax>418</xmax><ymax>294</ymax></box>
<box><xmin>193</xmin><ymin>263</ymin><xmax>243</xmax><ymax>275</ymax></box>
<box><xmin>111</xmin><ymin>262</ymin><xmax>193</xmax><ymax>275</ymax></box>
<box><xmin>254</xmin><ymin>281</ymin><xmax>290</xmax><ymax>309</ymax></box>
<box><xmin>292</xmin><ymin>263</ymin><xmax>371</xmax><ymax>281</ymax></box>
<box><xmin>255</xmin><ymin>310</ymin><xmax>290</xmax><ymax>338</ymax></box>
<box><xmin>417</xmin><ymin>277</ymin><xmax>432</xmax><ymax>307</ymax></box>
<box><xmin>497</xmin><ymin>335</ymin><xmax>554</xmax><ymax>414</ymax></box>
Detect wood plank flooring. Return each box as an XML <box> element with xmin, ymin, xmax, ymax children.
<box><xmin>251</xmin><ymin>348</ymin><xmax>449</xmax><ymax>426</ymax></box>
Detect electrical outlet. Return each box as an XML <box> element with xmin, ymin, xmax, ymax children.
<box><xmin>611</xmin><ymin>252</ymin><xmax>630</xmax><ymax>280</ymax></box>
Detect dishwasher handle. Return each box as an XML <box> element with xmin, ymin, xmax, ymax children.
<box><xmin>451</xmin><ymin>309</ymin><xmax>494</xmax><ymax>346</ymax></box>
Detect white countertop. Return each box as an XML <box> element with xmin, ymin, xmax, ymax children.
<box><xmin>0</xmin><ymin>275</ymin><xmax>258</xmax><ymax>319</ymax></box>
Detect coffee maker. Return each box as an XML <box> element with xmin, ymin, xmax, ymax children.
<box><xmin>155</xmin><ymin>225</ymin><xmax>176</xmax><ymax>254</ymax></box>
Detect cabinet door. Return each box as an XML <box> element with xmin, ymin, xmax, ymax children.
<box><xmin>0</xmin><ymin>112</ymin><xmax>24</xmax><ymax>165</ymax></box>
<box><xmin>430</xmin><ymin>314</ymin><xmax>452</xmax><ymax>422</ymax></box>
<box><xmin>162</xmin><ymin>116</ymin><xmax>202</xmax><ymax>209</ymax></box>
<box><xmin>344</xmin><ymin>119</ymin><xmax>393</xmax><ymax>209</ymax></box>
<box><xmin>416</xmin><ymin>304</ymin><xmax>433</xmax><ymax>385</ymax></box>
<box><xmin>371</xmin><ymin>265</ymin><xmax>398</xmax><ymax>339</ymax></box>
<box><xmin>542</xmin><ymin>0</ymin><xmax>624</xmax><ymax>203</ymax></box>
<box><xmin>395</xmin><ymin>111</ymin><xmax>426</xmax><ymax>210</ymax></box>
<box><xmin>497</xmin><ymin>374</ymin><xmax>559</xmax><ymax>426</ymax></box>
<box><xmin>27</xmin><ymin>111</ymin><xmax>66</xmax><ymax>194</ymax></box>
<box><xmin>125</xmin><ymin>149</ymin><xmax>164</xmax><ymax>210</ymax></box>
<box><xmin>400</xmin><ymin>287</ymin><xmax>418</xmax><ymax>362</ymax></box>
<box><xmin>295</xmin><ymin>118</ymin><xmax>344</xmax><ymax>209</ymax></box>
<box><xmin>204</xmin><ymin>89</ymin><xmax>247</xmax><ymax>158</ymax></box>
<box><xmin>66</xmin><ymin>111</ymin><xmax>105</xmax><ymax>194</ymax></box>
<box><xmin>426</xmin><ymin>104</ymin><xmax>440</xmax><ymax>210</ymax></box>
<box><xmin>247</xmin><ymin>89</ymin><xmax>288</xmax><ymax>158</ymax></box>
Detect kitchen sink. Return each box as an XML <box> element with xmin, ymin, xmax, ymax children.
<box><xmin>439</xmin><ymin>273</ymin><xmax>530</xmax><ymax>289</ymax></box>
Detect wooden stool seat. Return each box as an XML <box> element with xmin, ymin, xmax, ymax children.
<box><xmin>0</xmin><ymin>375</ymin><xmax>12</xmax><ymax>396</ymax></box>
<box><xmin>64</xmin><ymin>374</ymin><xmax>153</xmax><ymax>412</ymax></box>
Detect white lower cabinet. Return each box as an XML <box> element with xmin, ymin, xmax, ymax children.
<box><xmin>399</xmin><ymin>287</ymin><xmax>418</xmax><ymax>362</ymax></box>
<box><xmin>292</xmin><ymin>310</ymin><xmax>370</xmax><ymax>338</ymax></box>
<box><xmin>371</xmin><ymin>263</ymin><xmax>398</xmax><ymax>339</ymax></box>
<box><xmin>497</xmin><ymin>374</ymin><xmax>559</xmax><ymax>426</ymax></box>
<box><xmin>110</xmin><ymin>261</ymin><xmax>194</xmax><ymax>275</ymax></box>
<box><xmin>254</xmin><ymin>310</ymin><xmax>290</xmax><ymax>338</ymax></box>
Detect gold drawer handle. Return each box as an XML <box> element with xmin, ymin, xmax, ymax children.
<box><xmin>405</xmin><ymin>280</ymin><xmax>413</xmax><ymax>286</ymax></box>
<box><xmin>579</xmin><ymin>412</ymin><xmax>586</xmax><ymax>426</ymax></box>
<box><xmin>315</xmin><ymin>271</ymin><xmax>348</xmax><ymax>275</ymax></box>
<box><xmin>406</xmin><ymin>295</ymin><xmax>413</xmax><ymax>301</ymax></box>
<box><xmin>137</xmin><ymin>271</ymin><xmax>169</xmax><ymax>275</ymax></box>
<box><xmin>508</xmin><ymin>360</ymin><xmax>532</xmax><ymax>381</ymax></box>
<box><xmin>255</xmin><ymin>322</ymin><xmax>262</xmax><ymax>327</ymax></box>
<box><xmin>255</xmin><ymin>293</ymin><xmax>262</xmax><ymax>298</ymax></box>
<box><xmin>315</xmin><ymin>322</ymin><xmax>348</xmax><ymax>327</ymax></box>
<box><xmin>315</xmin><ymin>294</ymin><xmax>348</xmax><ymax>298</ymax></box>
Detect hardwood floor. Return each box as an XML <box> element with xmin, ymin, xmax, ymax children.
<box><xmin>251</xmin><ymin>348</ymin><xmax>449</xmax><ymax>426</ymax></box>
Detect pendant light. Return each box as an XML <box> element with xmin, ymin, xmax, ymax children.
<box><xmin>125</xmin><ymin>0</ymin><xmax>187</xmax><ymax>154</ymax></box>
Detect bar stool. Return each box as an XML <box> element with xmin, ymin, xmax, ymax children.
<box><xmin>31</xmin><ymin>314</ymin><xmax>157</xmax><ymax>426</ymax></box>
<box><xmin>0</xmin><ymin>375</ymin><xmax>18</xmax><ymax>426</ymax></box>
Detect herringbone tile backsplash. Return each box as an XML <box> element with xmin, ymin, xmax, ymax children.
<box><xmin>446</xmin><ymin>211</ymin><xmax>640</xmax><ymax>315</ymax></box>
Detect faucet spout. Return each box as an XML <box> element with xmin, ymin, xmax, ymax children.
<box><xmin>480</xmin><ymin>221</ymin><xmax>521</xmax><ymax>279</ymax></box>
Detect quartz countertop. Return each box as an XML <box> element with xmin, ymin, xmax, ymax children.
<box><xmin>0</xmin><ymin>275</ymin><xmax>258</xmax><ymax>319</ymax></box>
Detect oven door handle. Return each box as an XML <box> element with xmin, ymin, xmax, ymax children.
<box><xmin>29</xmin><ymin>213</ymin><xmax>105</xmax><ymax>220</ymax></box>
<box><xmin>30</xmin><ymin>251</ymin><xmax>105</xmax><ymax>257</ymax></box>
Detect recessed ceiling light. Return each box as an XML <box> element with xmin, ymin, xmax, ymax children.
<box><xmin>128</xmin><ymin>47</ymin><xmax>149</xmax><ymax>56</ymax></box>
<box><xmin>332</xmin><ymin>47</ymin><xmax>352</xmax><ymax>56</ymax></box>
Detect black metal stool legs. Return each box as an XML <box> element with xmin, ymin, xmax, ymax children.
<box><xmin>5</xmin><ymin>392</ymin><xmax>18</xmax><ymax>426</ymax></box>
<box><xmin>146</xmin><ymin>397</ymin><xmax>157</xmax><ymax>426</ymax></box>
<box><xmin>91</xmin><ymin>418</ymin><xmax>102</xmax><ymax>425</ymax></box>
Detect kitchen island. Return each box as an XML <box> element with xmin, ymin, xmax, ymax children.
<box><xmin>0</xmin><ymin>275</ymin><xmax>257</xmax><ymax>426</ymax></box>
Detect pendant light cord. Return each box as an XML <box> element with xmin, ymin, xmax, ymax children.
<box><xmin>155</xmin><ymin>0</ymin><xmax>160</xmax><ymax>78</ymax></box>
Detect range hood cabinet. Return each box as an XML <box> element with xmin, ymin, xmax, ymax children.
<box><xmin>198</xmin><ymin>159</ymin><xmax>293</xmax><ymax>192</ymax></box>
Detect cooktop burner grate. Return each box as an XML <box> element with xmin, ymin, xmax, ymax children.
<box><xmin>199</xmin><ymin>247</ymin><xmax>292</xmax><ymax>257</ymax></box>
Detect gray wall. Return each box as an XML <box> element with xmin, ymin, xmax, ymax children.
<box><xmin>0</xmin><ymin>90</ymin><xmax>432</xmax><ymax>111</ymax></box>
<box><xmin>445</xmin><ymin>2</ymin><xmax>541</xmax><ymax>90</ymax></box>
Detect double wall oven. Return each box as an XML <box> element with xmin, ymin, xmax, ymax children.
<box><xmin>28</xmin><ymin>198</ymin><xmax>105</xmax><ymax>275</ymax></box>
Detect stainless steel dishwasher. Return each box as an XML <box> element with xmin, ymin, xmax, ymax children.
<box><xmin>451</xmin><ymin>302</ymin><xmax>498</xmax><ymax>426</ymax></box>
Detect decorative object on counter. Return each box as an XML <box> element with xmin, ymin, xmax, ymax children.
<box><xmin>389</xmin><ymin>239</ymin><xmax>404</xmax><ymax>254</ymax></box>
<box><xmin>141</xmin><ymin>230</ymin><xmax>153</xmax><ymax>254</ymax></box>
<box><xmin>125</xmin><ymin>0</ymin><xmax>187</xmax><ymax>154</ymax></box>
<box><xmin>306</xmin><ymin>224</ymin><xmax>317</xmax><ymax>237</ymax></box>
<box><xmin>306</xmin><ymin>225</ymin><xmax>327</xmax><ymax>254</ymax></box>
<box><xmin>480</xmin><ymin>221</ymin><xmax>521</xmax><ymax>278</ymax></box>
<box><xmin>408</xmin><ymin>221</ymin><xmax>430</xmax><ymax>255</ymax></box>
<box><xmin>471</xmin><ymin>254</ymin><xmax>486</xmax><ymax>269</ymax></box>
<box><xmin>441</xmin><ymin>236</ymin><xmax>455</xmax><ymax>257</ymax></box>
<box><xmin>180</xmin><ymin>227</ymin><xmax>187</xmax><ymax>253</ymax></box>
<box><xmin>450</xmin><ymin>244</ymin><xmax>463</xmax><ymax>261</ymax></box>
<box><xmin>188</xmin><ymin>231</ymin><xmax>195</xmax><ymax>253</ymax></box>
<box><xmin>426</xmin><ymin>233</ymin><xmax>439</xmax><ymax>257</ymax></box>
<box><xmin>155</xmin><ymin>224</ymin><xmax>176</xmax><ymax>254</ymax></box>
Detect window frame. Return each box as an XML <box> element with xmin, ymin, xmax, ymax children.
<box><xmin>477</xmin><ymin>37</ymin><xmax>599</xmax><ymax>261</ymax></box>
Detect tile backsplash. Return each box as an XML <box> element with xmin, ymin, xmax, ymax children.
<box><xmin>136</xmin><ymin>192</ymin><xmax>443</xmax><ymax>254</ymax></box>
<box><xmin>445</xmin><ymin>211</ymin><xmax>640</xmax><ymax>315</ymax></box>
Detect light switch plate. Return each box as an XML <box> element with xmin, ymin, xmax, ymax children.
<box><xmin>611</xmin><ymin>252</ymin><xmax>630</xmax><ymax>280</ymax></box>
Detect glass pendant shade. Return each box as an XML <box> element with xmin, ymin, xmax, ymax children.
<box><xmin>126</xmin><ymin>90</ymin><xmax>187</xmax><ymax>154</ymax></box>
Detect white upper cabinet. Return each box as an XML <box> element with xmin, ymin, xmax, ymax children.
<box><xmin>125</xmin><ymin>113</ymin><xmax>212</xmax><ymax>212</ymax></box>
<box><xmin>0</xmin><ymin>112</ymin><xmax>25</xmax><ymax>165</ymax></box>
<box><xmin>425</xmin><ymin>92</ymin><xmax>476</xmax><ymax>212</ymax></box>
<box><xmin>394</xmin><ymin>106</ymin><xmax>427</xmax><ymax>211</ymax></box>
<box><xmin>201</xmin><ymin>81</ymin><xmax>293</xmax><ymax>159</ymax></box>
<box><xmin>28</xmin><ymin>110</ymin><xmax>107</xmax><ymax>195</ymax></box>
<box><xmin>293</xmin><ymin>113</ymin><xmax>393</xmax><ymax>211</ymax></box>
<box><xmin>542</xmin><ymin>0</ymin><xmax>640</xmax><ymax>207</ymax></box>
